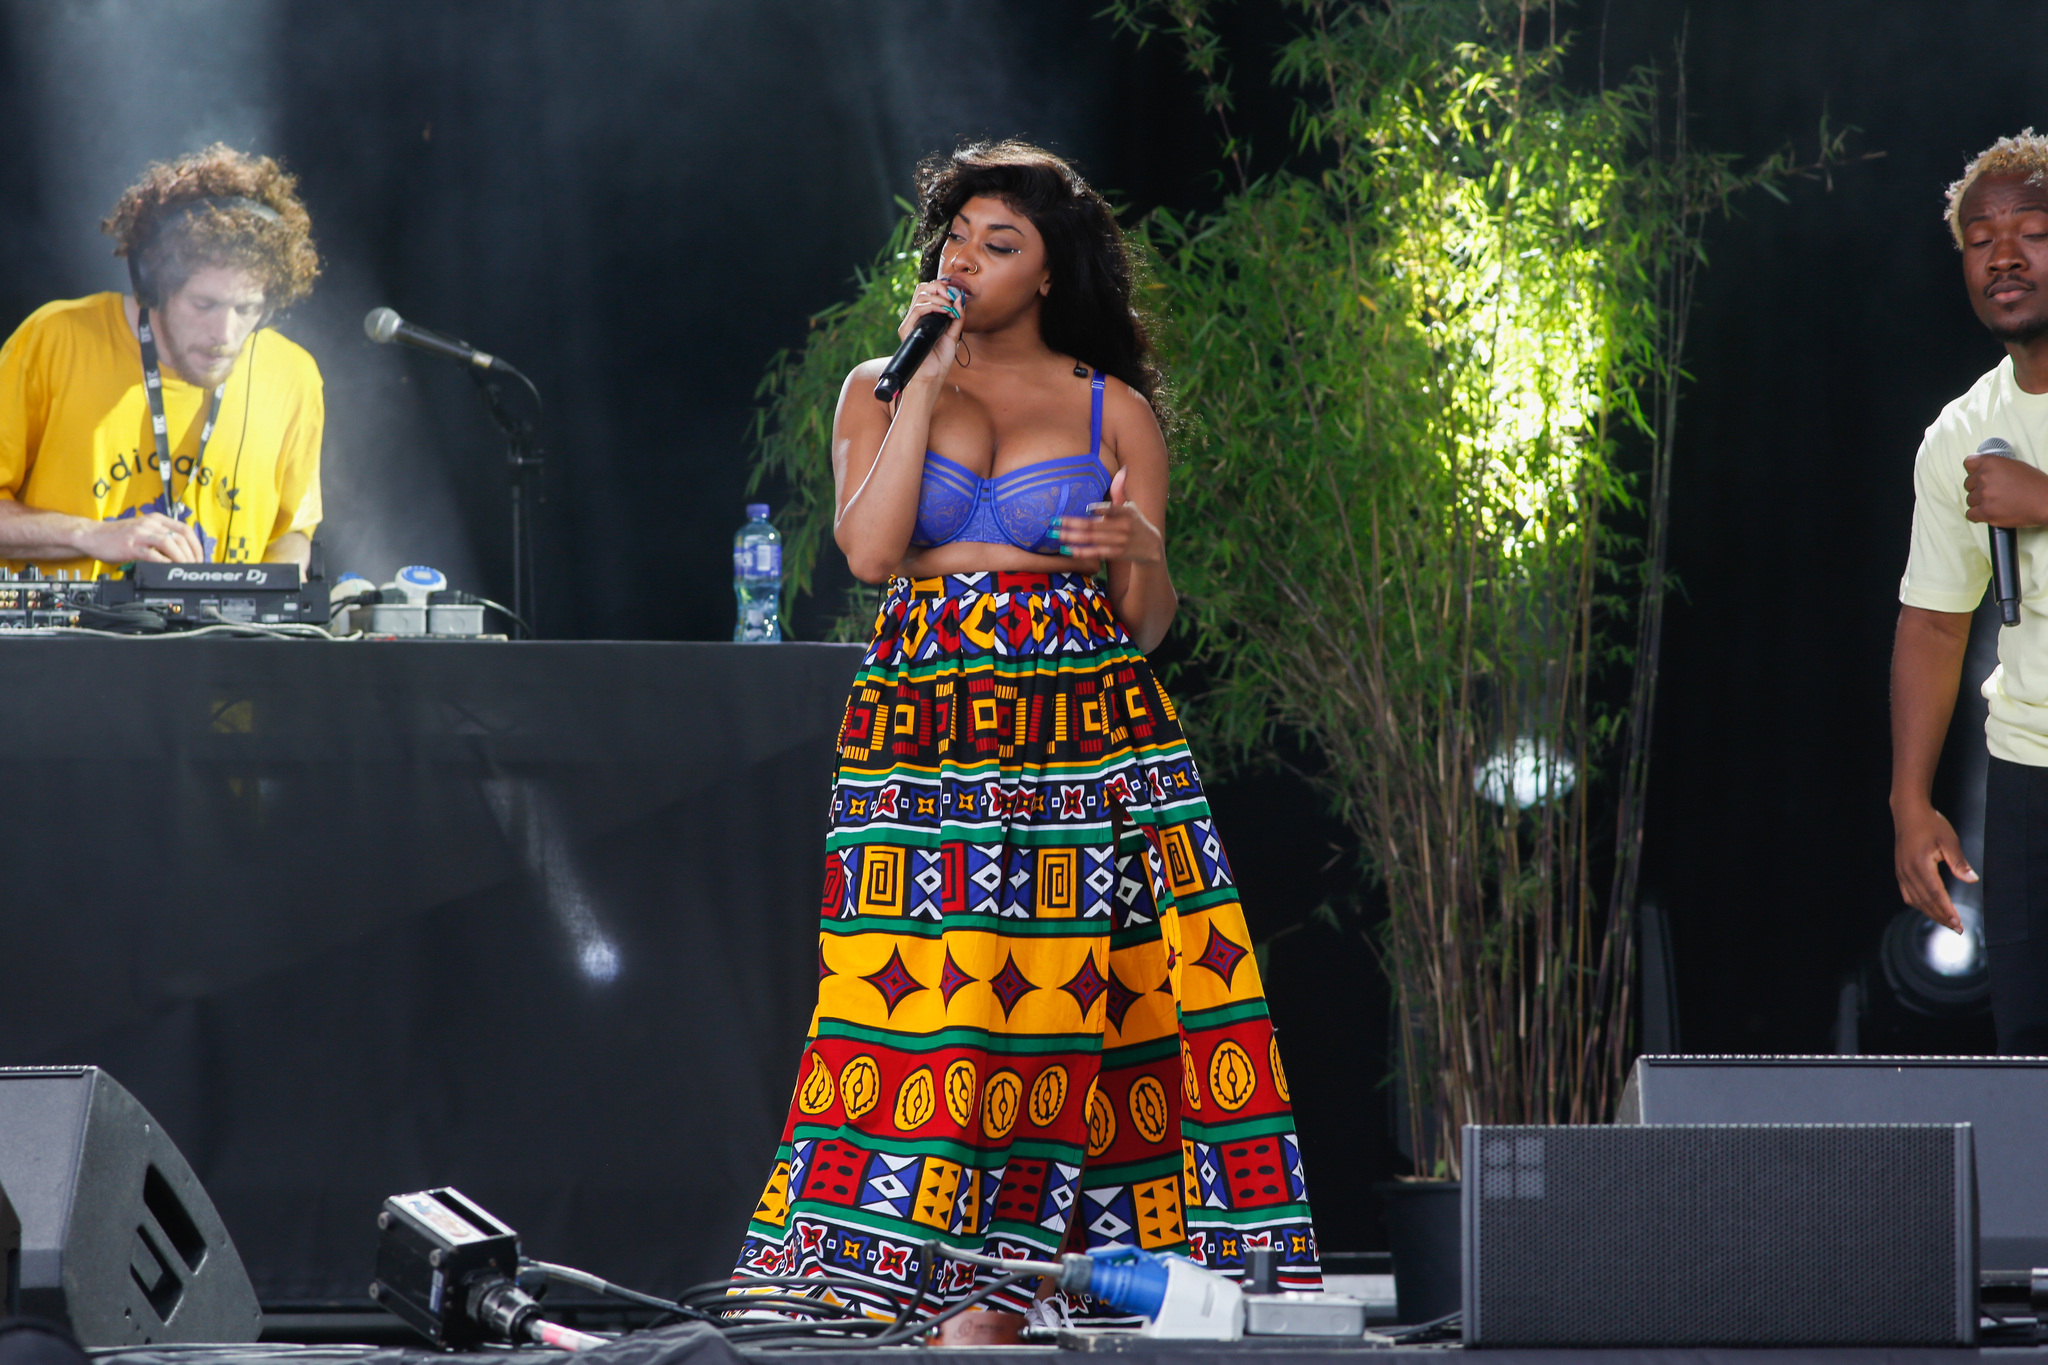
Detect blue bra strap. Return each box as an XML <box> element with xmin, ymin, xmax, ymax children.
<box><xmin>1089</xmin><ymin>370</ymin><xmax>1107</xmax><ymax>458</ymax></box>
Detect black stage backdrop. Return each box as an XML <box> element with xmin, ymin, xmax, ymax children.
<box><xmin>1577</xmin><ymin>4</ymin><xmax>2031</xmax><ymax>1055</ymax></box>
<box><xmin>0</xmin><ymin>0</ymin><xmax>2038</xmax><ymax>1269</ymax></box>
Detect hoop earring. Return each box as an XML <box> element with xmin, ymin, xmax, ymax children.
<box><xmin>956</xmin><ymin>336</ymin><xmax>972</xmax><ymax>367</ymax></box>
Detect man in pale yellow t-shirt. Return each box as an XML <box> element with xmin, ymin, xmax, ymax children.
<box><xmin>1897</xmin><ymin>131</ymin><xmax>2048</xmax><ymax>1052</ymax></box>
<box><xmin>0</xmin><ymin>144</ymin><xmax>324</xmax><ymax>575</ymax></box>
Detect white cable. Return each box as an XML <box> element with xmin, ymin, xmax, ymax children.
<box><xmin>0</xmin><ymin>622</ymin><xmax>355</xmax><ymax>641</ymax></box>
<box><xmin>933</xmin><ymin>1246</ymin><xmax>1064</xmax><ymax>1275</ymax></box>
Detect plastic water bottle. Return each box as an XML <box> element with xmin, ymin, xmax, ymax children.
<box><xmin>733</xmin><ymin>503</ymin><xmax>782</xmax><ymax>642</ymax></box>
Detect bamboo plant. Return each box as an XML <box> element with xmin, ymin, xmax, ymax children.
<box><xmin>750</xmin><ymin>0</ymin><xmax>1855</xmax><ymax>1179</ymax></box>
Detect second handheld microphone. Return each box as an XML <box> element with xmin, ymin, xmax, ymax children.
<box><xmin>1978</xmin><ymin>436</ymin><xmax>2024</xmax><ymax>627</ymax></box>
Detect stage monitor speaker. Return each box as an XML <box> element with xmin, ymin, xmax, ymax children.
<box><xmin>0</xmin><ymin>1067</ymin><xmax>259</xmax><ymax>1345</ymax></box>
<box><xmin>1619</xmin><ymin>1054</ymin><xmax>2048</xmax><ymax>1272</ymax></box>
<box><xmin>1461</xmin><ymin>1123</ymin><xmax>1977</xmax><ymax>1348</ymax></box>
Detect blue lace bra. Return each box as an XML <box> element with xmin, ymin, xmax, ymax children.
<box><xmin>910</xmin><ymin>371</ymin><xmax>1111</xmax><ymax>555</ymax></box>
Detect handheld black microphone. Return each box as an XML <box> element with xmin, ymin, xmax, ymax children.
<box><xmin>364</xmin><ymin>307</ymin><xmax>507</xmax><ymax>373</ymax></box>
<box><xmin>874</xmin><ymin>311</ymin><xmax>951</xmax><ymax>402</ymax></box>
<box><xmin>1979</xmin><ymin>436</ymin><xmax>2024</xmax><ymax>626</ymax></box>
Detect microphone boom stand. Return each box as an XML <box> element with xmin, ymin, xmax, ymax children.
<box><xmin>468</xmin><ymin>368</ymin><xmax>544</xmax><ymax>639</ymax></box>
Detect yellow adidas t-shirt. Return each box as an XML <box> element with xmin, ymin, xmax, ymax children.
<box><xmin>0</xmin><ymin>292</ymin><xmax>323</xmax><ymax>575</ymax></box>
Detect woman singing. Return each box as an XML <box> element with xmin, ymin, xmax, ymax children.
<box><xmin>734</xmin><ymin>142</ymin><xmax>1320</xmax><ymax>1329</ymax></box>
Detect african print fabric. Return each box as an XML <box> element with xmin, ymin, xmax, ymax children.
<box><xmin>735</xmin><ymin>571</ymin><xmax>1320</xmax><ymax>1313</ymax></box>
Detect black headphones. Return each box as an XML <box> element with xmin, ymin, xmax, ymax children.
<box><xmin>127</xmin><ymin>195</ymin><xmax>281</xmax><ymax>311</ymax></box>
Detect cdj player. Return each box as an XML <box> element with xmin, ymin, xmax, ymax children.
<box><xmin>96</xmin><ymin>563</ymin><xmax>326</xmax><ymax>625</ymax></box>
<box><xmin>0</xmin><ymin>563</ymin><xmax>327</xmax><ymax>632</ymax></box>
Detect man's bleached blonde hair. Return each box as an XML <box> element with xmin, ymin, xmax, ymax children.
<box><xmin>1946</xmin><ymin>129</ymin><xmax>2048</xmax><ymax>248</ymax></box>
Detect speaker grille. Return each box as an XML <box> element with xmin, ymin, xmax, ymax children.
<box><xmin>1621</xmin><ymin>1055</ymin><xmax>2048</xmax><ymax>1272</ymax></box>
<box><xmin>1465</xmin><ymin>1124</ymin><xmax>1972</xmax><ymax>1347</ymax></box>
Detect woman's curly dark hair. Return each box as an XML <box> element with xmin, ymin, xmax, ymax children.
<box><xmin>102</xmin><ymin>144</ymin><xmax>320</xmax><ymax>311</ymax></box>
<box><xmin>914</xmin><ymin>141</ymin><xmax>1161</xmax><ymax>405</ymax></box>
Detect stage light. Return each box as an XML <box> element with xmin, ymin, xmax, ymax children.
<box><xmin>1925</xmin><ymin>903</ymin><xmax>1983</xmax><ymax>977</ymax></box>
<box><xmin>1474</xmin><ymin>736</ymin><xmax>1576</xmax><ymax>809</ymax></box>
<box><xmin>1879</xmin><ymin>904</ymin><xmax>1988</xmax><ymax>1017</ymax></box>
<box><xmin>577</xmin><ymin>937</ymin><xmax>621</xmax><ymax>983</ymax></box>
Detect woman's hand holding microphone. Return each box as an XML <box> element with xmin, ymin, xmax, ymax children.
<box><xmin>875</xmin><ymin>280</ymin><xmax>965</xmax><ymax>401</ymax></box>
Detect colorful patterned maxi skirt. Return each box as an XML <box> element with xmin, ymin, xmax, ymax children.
<box><xmin>734</xmin><ymin>572</ymin><xmax>1320</xmax><ymax>1312</ymax></box>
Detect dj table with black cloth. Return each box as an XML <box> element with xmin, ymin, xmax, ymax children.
<box><xmin>0</xmin><ymin>636</ymin><xmax>864</xmax><ymax>1306</ymax></box>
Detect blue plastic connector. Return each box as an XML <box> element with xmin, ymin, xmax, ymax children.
<box><xmin>1083</xmin><ymin>1246</ymin><xmax>1169</xmax><ymax>1319</ymax></box>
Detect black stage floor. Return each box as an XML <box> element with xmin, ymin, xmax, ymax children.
<box><xmin>79</xmin><ymin>1336</ymin><xmax>2048</xmax><ymax>1365</ymax></box>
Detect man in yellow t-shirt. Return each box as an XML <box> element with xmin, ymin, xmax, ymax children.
<box><xmin>1897</xmin><ymin>132</ymin><xmax>2048</xmax><ymax>1052</ymax></box>
<box><xmin>0</xmin><ymin>144</ymin><xmax>324</xmax><ymax>575</ymax></box>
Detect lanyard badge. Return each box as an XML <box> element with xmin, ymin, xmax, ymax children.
<box><xmin>135</xmin><ymin>307</ymin><xmax>224</xmax><ymax>528</ymax></box>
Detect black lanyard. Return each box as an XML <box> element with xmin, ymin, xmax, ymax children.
<box><xmin>136</xmin><ymin>307</ymin><xmax>224</xmax><ymax>523</ymax></box>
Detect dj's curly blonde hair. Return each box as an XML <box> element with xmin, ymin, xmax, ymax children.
<box><xmin>101</xmin><ymin>144</ymin><xmax>321</xmax><ymax>309</ymax></box>
<box><xmin>1945</xmin><ymin>129</ymin><xmax>2048</xmax><ymax>248</ymax></box>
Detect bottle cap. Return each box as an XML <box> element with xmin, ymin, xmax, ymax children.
<box><xmin>746</xmin><ymin>503</ymin><xmax>770</xmax><ymax>520</ymax></box>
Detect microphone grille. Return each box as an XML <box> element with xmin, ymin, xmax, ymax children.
<box><xmin>1978</xmin><ymin>436</ymin><xmax>2016</xmax><ymax>457</ymax></box>
<box><xmin>364</xmin><ymin>307</ymin><xmax>402</xmax><ymax>344</ymax></box>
